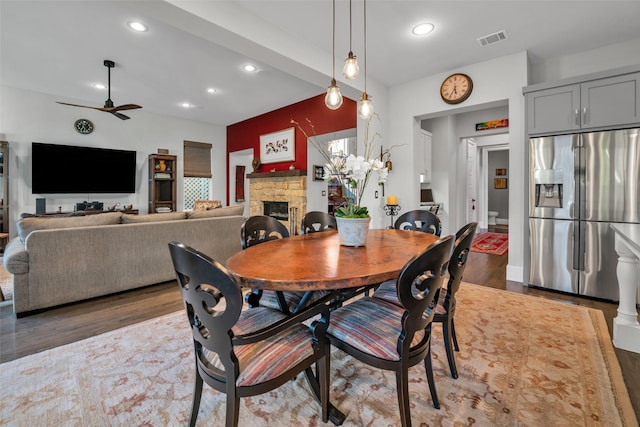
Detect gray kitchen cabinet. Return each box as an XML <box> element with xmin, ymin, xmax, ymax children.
<box><xmin>526</xmin><ymin>72</ymin><xmax>640</xmax><ymax>135</ymax></box>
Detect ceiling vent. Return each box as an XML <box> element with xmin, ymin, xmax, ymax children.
<box><xmin>476</xmin><ymin>30</ymin><xmax>508</xmax><ymax>47</ymax></box>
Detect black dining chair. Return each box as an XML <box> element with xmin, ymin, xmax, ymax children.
<box><xmin>394</xmin><ymin>209</ymin><xmax>442</xmax><ymax>235</ymax></box>
<box><xmin>433</xmin><ymin>221</ymin><xmax>477</xmax><ymax>378</ymax></box>
<box><xmin>301</xmin><ymin>211</ymin><xmax>337</xmax><ymax>235</ymax></box>
<box><xmin>372</xmin><ymin>222</ymin><xmax>478</xmax><ymax>380</ymax></box>
<box><xmin>326</xmin><ymin>235</ymin><xmax>454</xmax><ymax>426</ymax></box>
<box><xmin>168</xmin><ymin>241</ymin><xmax>330</xmax><ymax>427</ymax></box>
<box><xmin>241</xmin><ymin>215</ymin><xmax>327</xmax><ymax>314</ymax></box>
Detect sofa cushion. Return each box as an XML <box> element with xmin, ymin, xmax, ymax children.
<box><xmin>17</xmin><ymin>212</ymin><xmax>122</xmax><ymax>243</ymax></box>
<box><xmin>121</xmin><ymin>212</ymin><xmax>186</xmax><ymax>223</ymax></box>
<box><xmin>187</xmin><ymin>204</ymin><xmax>244</xmax><ymax>219</ymax></box>
<box><xmin>3</xmin><ymin>237</ymin><xmax>29</xmax><ymax>275</ymax></box>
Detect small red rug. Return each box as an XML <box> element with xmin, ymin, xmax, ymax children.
<box><xmin>471</xmin><ymin>232</ymin><xmax>508</xmax><ymax>256</ymax></box>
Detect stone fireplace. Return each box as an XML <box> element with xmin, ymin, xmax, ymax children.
<box><xmin>247</xmin><ymin>170</ymin><xmax>307</xmax><ymax>233</ymax></box>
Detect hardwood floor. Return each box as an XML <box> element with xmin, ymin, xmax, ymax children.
<box><xmin>1</xmin><ymin>232</ymin><xmax>639</xmax><ymax>420</ymax></box>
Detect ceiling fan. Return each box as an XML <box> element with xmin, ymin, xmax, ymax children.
<box><xmin>57</xmin><ymin>59</ymin><xmax>142</xmax><ymax>120</ymax></box>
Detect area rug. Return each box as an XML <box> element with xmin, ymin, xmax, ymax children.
<box><xmin>471</xmin><ymin>231</ymin><xmax>508</xmax><ymax>255</ymax></box>
<box><xmin>1</xmin><ymin>284</ymin><xmax>636</xmax><ymax>426</ymax></box>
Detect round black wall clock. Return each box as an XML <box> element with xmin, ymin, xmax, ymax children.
<box><xmin>74</xmin><ymin>118</ymin><xmax>94</xmax><ymax>134</ymax></box>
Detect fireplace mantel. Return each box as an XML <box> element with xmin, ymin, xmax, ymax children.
<box><xmin>247</xmin><ymin>170</ymin><xmax>307</xmax><ymax>180</ymax></box>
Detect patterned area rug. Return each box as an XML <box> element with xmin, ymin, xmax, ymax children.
<box><xmin>0</xmin><ymin>284</ymin><xmax>636</xmax><ymax>426</ymax></box>
<box><xmin>471</xmin><ymin>232</ymin><xmax>509</xmax><ymax>255</ymax></box>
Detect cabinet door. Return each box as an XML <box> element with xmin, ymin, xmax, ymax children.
<box><xmin>581</xmin><ymin>73</ymin><xmax>640</xmax><ymax>129</ymax></box>
<box><xmin>526</xmin><ymin>85</ymin><xmax>581</xmax><ymax>135</ymax></box>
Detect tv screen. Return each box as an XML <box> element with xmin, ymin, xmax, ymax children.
<box><xmin>32</xmin><ymin>142</ymin><xmax>137</xmax><ymax>194</ymax></box>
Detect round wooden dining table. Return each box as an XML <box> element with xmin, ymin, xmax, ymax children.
<box><xmin>226</xmin><ymin>228</ymin><xmax>439</xmax><ymax>425</ymax></box>
<box><xmin>226</xmin><ymin>228</ymin><xmax>439</xmax><ymax>291</ymax></box>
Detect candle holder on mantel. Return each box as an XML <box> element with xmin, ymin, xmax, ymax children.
<box><xmin>384</xmin><ymin>204</ymin><xmax>401</xmax><ymax>229</ymax></box>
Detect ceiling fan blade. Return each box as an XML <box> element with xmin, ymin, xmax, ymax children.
<box><xmin>56</xmin><ymin>101</ymin><xmax>101</xmax><ymax>110</ymax></box>
<box><xmin>111</xmin><ymin>104</ymin><xmax>142</xmax><ymax>112</ymax></box>
<box><xmin>111</xmin><ymin>111</ymin><xmax>131</xmax><ymax>120</ymax></box>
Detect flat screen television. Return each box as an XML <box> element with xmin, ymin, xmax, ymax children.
<box><xmin>32</xmin><ymin>142</ymin><xmax>137</xmax><ymax>194</ymax></box>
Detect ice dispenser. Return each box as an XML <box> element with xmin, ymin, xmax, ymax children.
<box><xmin>533</xmin><ymin>169</ymin><xmax>563</xmax><ymax>208</ymax></box>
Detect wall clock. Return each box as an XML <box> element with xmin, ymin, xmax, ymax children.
<box><xmin>440</xmin><ymin>73</ymin><xmax>473</xmax><ymax>104</ymax></box>
<box><xmin>74</xmin><ymin>118</ymin><xmax>94</xmax><ymax>134</ymax></box>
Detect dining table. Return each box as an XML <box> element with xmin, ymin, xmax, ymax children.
<box><xmin>226</xmin><ymin>228</ymin><xmax>440</xmax><ymax>425</ymax></box>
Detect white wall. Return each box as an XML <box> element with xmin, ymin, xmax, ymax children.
<box><xmin>0</xmin><ymin>86</ymin><xmax>227</xmax><ymax>236</ymax></box>
<box><xmin>388</xmin><ymin>51</ymin><xmax>529</xmax><ymax>282</ymax></box>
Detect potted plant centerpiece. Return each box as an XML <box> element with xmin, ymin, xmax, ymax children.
<box><xmin>293</xmin><ymin>116</ymin><xmax>389</xmax><ymax>246</ymax></box>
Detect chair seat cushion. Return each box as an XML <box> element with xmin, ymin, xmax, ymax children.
<box><xmin>374</xmin><ymin>281</ymin><xmax>448</xmax><ymax>316</ymax></box>
<box><xmin>204</xmin><ymin>306</ymin><xmax>316</xmax><ymax>387</ymax></box>
<box><xmin>327</xmin><ymin>297</ymin><xmax>424</xmax><ymax>361</ymax></box>
<box><xmin>371</xmin><ymin>280</ymin><xmax>399</xmax><ymax>305</ymax></box>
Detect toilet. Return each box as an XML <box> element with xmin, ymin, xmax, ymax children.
<box><xmin>488</xmin><ymin>211</ymin><xmax>498</xmax><ymax>226</ymax></box>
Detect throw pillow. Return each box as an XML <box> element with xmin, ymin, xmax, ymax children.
<box><xmin>187</xmin><ymin>204</ymin><xmax>244</xmax><ymax>219</ymax></box>
<box><xmin>193</xmin><ymin>200</ymin><xmax>222</xmax><ymax>211</ymax></box>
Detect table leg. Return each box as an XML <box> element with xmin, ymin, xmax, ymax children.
<box><xmin>303</xmin><ymin>367</ymin><xmax>346</xmax><ymax>425</ymax></box>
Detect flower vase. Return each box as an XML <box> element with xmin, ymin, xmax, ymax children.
<box><xmin>335</xmin><ymin>217</ymin><xmax>371</xmax><ymax>247</ymax></box>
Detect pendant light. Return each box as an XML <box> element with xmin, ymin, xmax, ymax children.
<box><xmin>325</xmin><ymin>0</ymin><xmax>343</xmax><ymax>110</ymax></box>
<box><xmin>342</xmin><ymin>0</ymin><xmax>359</xmax><ymax>80</ymax></box>
<box><xmin>358</xmin><ymin>0</ymin><xmax>373</xmax><ymax>120</ymax></box>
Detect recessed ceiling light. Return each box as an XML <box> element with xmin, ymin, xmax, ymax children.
<box><xmin>93</xmin><ymin>83</ymin><xmax>107</xmax><ymax>90</ymax></box>
<box><xmin>180</xmin><ymin>102</ymin><xmax>193</xmax><ymax>108</ymax></box>
<box><xmin>242</xmin><ymin>64</ymin><xmax>257</xmax><ymax>72</ymax></box>
<box><xmin>207</xmin><ymin>88</ymin><xmax>217</xmax><ymax>94</ymax></box>
<box><xmin>412</xmin><ymin>23</ymin><xmax>435</xmax><ymax>36</ymax></box>
<box><xmin>128</xmin><ymin>21</ymin><xmax>148</xmax><ymax>32</ymax></box>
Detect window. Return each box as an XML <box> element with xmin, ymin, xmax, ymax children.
<box><xmin>184</xmin><ymin>141</ymin><xmax>212</xmax><ymax>210</ymax></box>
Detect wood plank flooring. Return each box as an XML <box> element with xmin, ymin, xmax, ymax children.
<box><xmin>1</xmin><ymin>228</ymin><xmax>638</xmax><ymax>421</ymax></box>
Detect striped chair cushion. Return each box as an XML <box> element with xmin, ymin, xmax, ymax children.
<box><xmin>374</xmin><ymin>281</ymin><xmax>448</xmax><ymax>316</ymax></box>
<box><xmin>259</xmin><ymin>290</ymin><xmax>333</xmax><ymax>313</ymax></box>
<box><xmin>327</xmin><ymin>297</ymin><xmax>424</xmax><ymax>361</ymax></box>
<box><xmin>203</xmin><ymin>306</ymin><xmax>315</xmax><ymax>387</ymax></box>
<box><xmin>371</xmin><ymin>280</ymin><xmax>399</xmax><ymax>305</ymax></box>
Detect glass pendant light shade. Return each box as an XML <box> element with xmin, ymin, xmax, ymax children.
<box><xmin>325</xmin><ymin>79</ymin><xmax>343</xmax><ymax>110</ymax></box>
<box><xmin>342</xmin><ymin>52</ymin><xmax>359</xmax><ymax>80</ymax></box>
<box><xmin>358</xmin><ymin>92</ymin><xmax>373</xmax><ymax>120</ymax></box>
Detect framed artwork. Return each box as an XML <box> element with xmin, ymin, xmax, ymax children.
<box><xmin>496</xmin><ymin>168</ymin><xmax>507</xmax><ymax>176</ymax></box>
<box><xmin>235</xmin><ymin>165</ymin><xmax>245</xmax><ymax>202</ymax></box>
<box><xmin>494</xmin><ymin>178</ymin><xmax>508</xmax><ymax>189</ymax></box>
<box><xmin>260</xmin><ymin>127</ymin><xmax>295</xmax><ymax>164</ymax></box>
<box><xmin>313</xmin><ymin>165</ymin><xmax>325</xmax><ymax>181</ymax></box>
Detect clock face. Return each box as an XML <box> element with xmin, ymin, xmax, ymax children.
<box><xmin>74</xmin><ymin>118</ymin><xmax>94</xmax><ymax>134</ymax></box>
<box><xmin>440</xmin><ymin>73</ymin><xmax>473</xmax><ymax>104</ymax></box>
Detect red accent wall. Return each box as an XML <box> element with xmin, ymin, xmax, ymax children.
<box><xmin>226</xmin><ymin>94</ymin><xmax>356</xmax><ymax>203</ymax></box>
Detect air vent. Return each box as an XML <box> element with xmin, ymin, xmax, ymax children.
<box><xmin>476</xmin><ymin>30</ymin><xmax>508</xmax><ymax>47</ymax></box>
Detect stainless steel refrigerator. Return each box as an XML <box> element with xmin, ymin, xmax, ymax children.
<box><xmin>529</xmin><ymin>128</ymin><xmax>640</xmax><ymax>301</ymax></box>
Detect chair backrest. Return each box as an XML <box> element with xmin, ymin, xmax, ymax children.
<box><xmin>301</xmin><ymin>211</ymin><xmax>337</xmax><ymax>234</ymax></box>
<box><xmin>241</xmin><ymin>215</ymin><xmax>290</xmax><ymax>249</ymax></box>
<box><xmin>394</xmin><ymin>209</ymin><xmax>442</xmax><ymax>236</ymax></box>
<box><xmin>168</xmin><ymin>241</ymin><xmax>243</xmax><ymax>379</ymax></box>
<box><xmin>396</xmin><ymin>235</ymin><xmax>454</xmax><ymax>337</ymax></box>
<box><xmin>445</xmin><ymin>222</ymin><xmax>478</xmax><ymax>304</ymax></box>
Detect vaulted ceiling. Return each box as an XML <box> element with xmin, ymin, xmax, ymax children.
<box><xmin>2</xmin><ymin>1</ymin><xmax>640</xmax><ymax>126</ymax></box>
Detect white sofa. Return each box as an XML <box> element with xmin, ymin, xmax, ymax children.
<box><xmin>3</xmin><ymin>206</ymin><xmax>244</xmax><ymax>315</ymax></box>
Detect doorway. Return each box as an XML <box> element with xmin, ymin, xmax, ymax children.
<box><xmin>464</xmin><ymin>134</ymin><xmax>509</xmax><ymax>230</ymax></box>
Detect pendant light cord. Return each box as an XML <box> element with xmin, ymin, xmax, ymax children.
<box><xmin>332</xmin><ymin>0</ymin><xmax>336</xmax><ymax>79</ymax></box>
<box><xmin>363</xmin><ymin>0</ymin><xmax>367</xmax><ymax>93</ymax></box>
<box><xmin>349</xmin><ymin>0</ymin><xmax>353</xmax><ymax>53</ymax></box>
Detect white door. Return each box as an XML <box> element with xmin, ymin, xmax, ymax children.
<box><xmin>466</xmin><ymin>139</ymin><xmax>477</xmax><ymax>223</ymax></box>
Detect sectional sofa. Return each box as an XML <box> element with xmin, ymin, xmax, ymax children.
<box><xmin>3</xmin><ymin>206</ymin><xmax>244</xmax><ymax>316</ymax></box>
